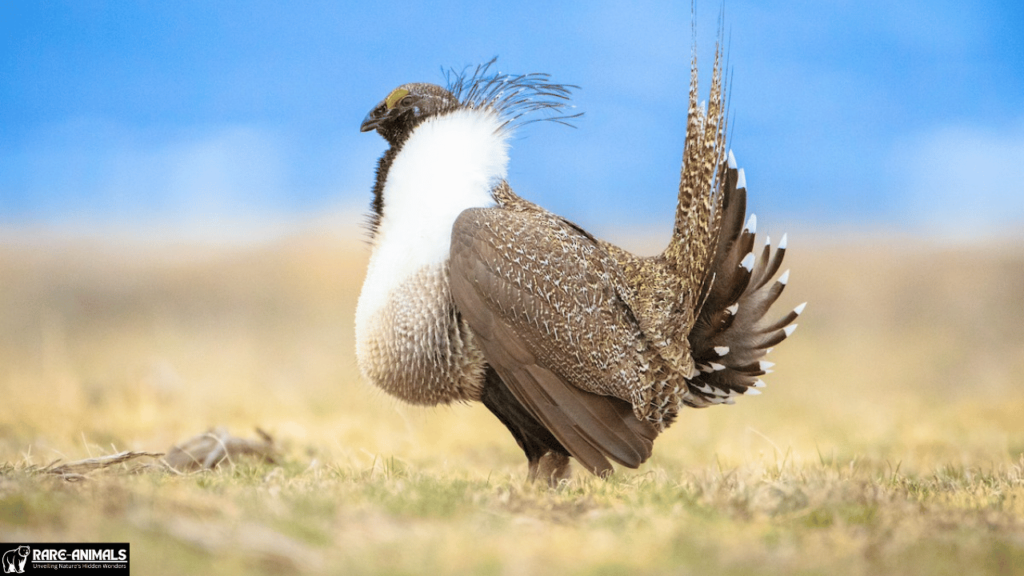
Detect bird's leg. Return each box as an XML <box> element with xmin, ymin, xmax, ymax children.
<box><xmin>481</xmin><ymin>367</ymin><xmax>574</xmax><ymax>487</ymax></box>
<box><xmin>526</xmin><ymin>457</ymin><xmax>541</xmax><ymax>484</ymax></box>
<box><xmin>530</xmin><ymin>450</ymin><xmax>572</xmax><ymax>487</ymax></box>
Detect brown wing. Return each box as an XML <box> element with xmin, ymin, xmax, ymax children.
<box><xmin>449</xmin><ymin>206</ymin><xmax>658</xmax><ymax>475</ymax></box>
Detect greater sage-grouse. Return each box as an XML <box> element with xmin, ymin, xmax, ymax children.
<box><xmin>355</xmin><ymin>50</ymin><xmax>803</xmax><ymax>484</ymax></box>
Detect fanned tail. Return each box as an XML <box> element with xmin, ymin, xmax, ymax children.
<box><xmin>684</xmin><ymin>152</ymin><xmax>805</xmax><ymax>406</ymax></box>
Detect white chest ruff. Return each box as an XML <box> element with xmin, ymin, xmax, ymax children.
<box><xmin>355</xmin><ymin>108</ymin><xmax>509</xmax><ymax>404</ymax></box>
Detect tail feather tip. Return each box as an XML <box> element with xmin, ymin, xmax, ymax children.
<box><xmin>745</xmin><ymin>213</ymin><xmax>757</xmax><ymax>233</ymax></box>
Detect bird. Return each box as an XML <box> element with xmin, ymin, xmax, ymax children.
<box><xmin>354</xmin><ymin>47</ymin><xmax>804</xmax><ymax>485</ymax></box>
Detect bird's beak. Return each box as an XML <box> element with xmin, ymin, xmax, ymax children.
<box><xmin>361</xmin><ymin>99</ymin><xmax>396</xmax><ymax>133</ymax></box>
<box><xmin>360</xmin><ymin>107</ymin><xmax>384</xmax><ymax>132</ymax></box>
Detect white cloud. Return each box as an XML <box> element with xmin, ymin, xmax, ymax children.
<box><xmin>102</xmin><ymin>125</ymin><xmax>289</xmax><ymax>218</ymax></box>
<box><xmin>10</xmin><ymin>119</ymin><xmax>297</xmax><ymax>224</ymax></box>
<box><xmin>892</xmin><ymin>119</ymin><xmax>1024</xmax><ymax>238</ymax></box>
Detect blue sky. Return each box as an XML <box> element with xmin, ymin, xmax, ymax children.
<box><xmin>2</xmin><ymin>1</ymin><xmax>1022</xmax><ymax>239</ymax></box>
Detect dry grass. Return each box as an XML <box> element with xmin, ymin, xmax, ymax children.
<box><xmin>1</xmin><ymin>218</ymin><xmax>1023</xmax><ymax>575</ymax></box>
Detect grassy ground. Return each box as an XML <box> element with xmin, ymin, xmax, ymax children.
<box><xmin>1</xmin><ymin>220</ymin><xmax>1023</xmax><ymax>575</ymax></box>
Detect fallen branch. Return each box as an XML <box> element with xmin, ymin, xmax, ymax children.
<box><xmin>42</xmin><ymin>451</ymin><xmax>164</xmax><ymax>480</ymax></box>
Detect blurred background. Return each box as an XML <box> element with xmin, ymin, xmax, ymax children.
<box><xmin>0</xmin><ymin>1</ymin><xmax>1022</xmax><ymax>472</ymax></box>
<box><xmin>3</xmin><ymin>0</ymin><xmax>1022</xmax><ymax>239</ymax></box>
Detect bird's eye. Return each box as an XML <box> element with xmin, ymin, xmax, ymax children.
<box><xmin>399</xmin><ymin>96</ymin><xmax>415</xmax><ymax>107</ymax></box>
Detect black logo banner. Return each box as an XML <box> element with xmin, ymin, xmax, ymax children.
<box><xmin>1</xmin><ymin>543</ymin><xmax>129</xmax><ymax>574</ymax></box>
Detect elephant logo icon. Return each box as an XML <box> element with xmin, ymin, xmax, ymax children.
<box><xmin>1</xmin><ymin>546</ymin><xmax>29</xmax><ymax>574</ymax></box>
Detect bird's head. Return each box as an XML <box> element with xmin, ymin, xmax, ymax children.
<box><xmin>360</xmin><ymin>82</ymin><xmax>459</xmax><ymax>145</ymax></box>
<box><xmin>361</xmin><ymin>59</ymin><xmax>583</xmax><ymax>149</ymax></box>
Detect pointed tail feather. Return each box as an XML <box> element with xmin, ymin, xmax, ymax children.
<box><xmin>664</xmin><ymin>35</ymin><xmax>729</xmax><ymax>311</ymax></box>
<box><xmin>685</xmin><ymin>155</ymin><xmax>804</xmax><ymax>406</ymax></box>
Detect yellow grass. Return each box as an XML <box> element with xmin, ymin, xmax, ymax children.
<box><xmin>1</xmin><ymin>218</ymin><xmax>1023</xmax><ymax>575</ymax></box>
